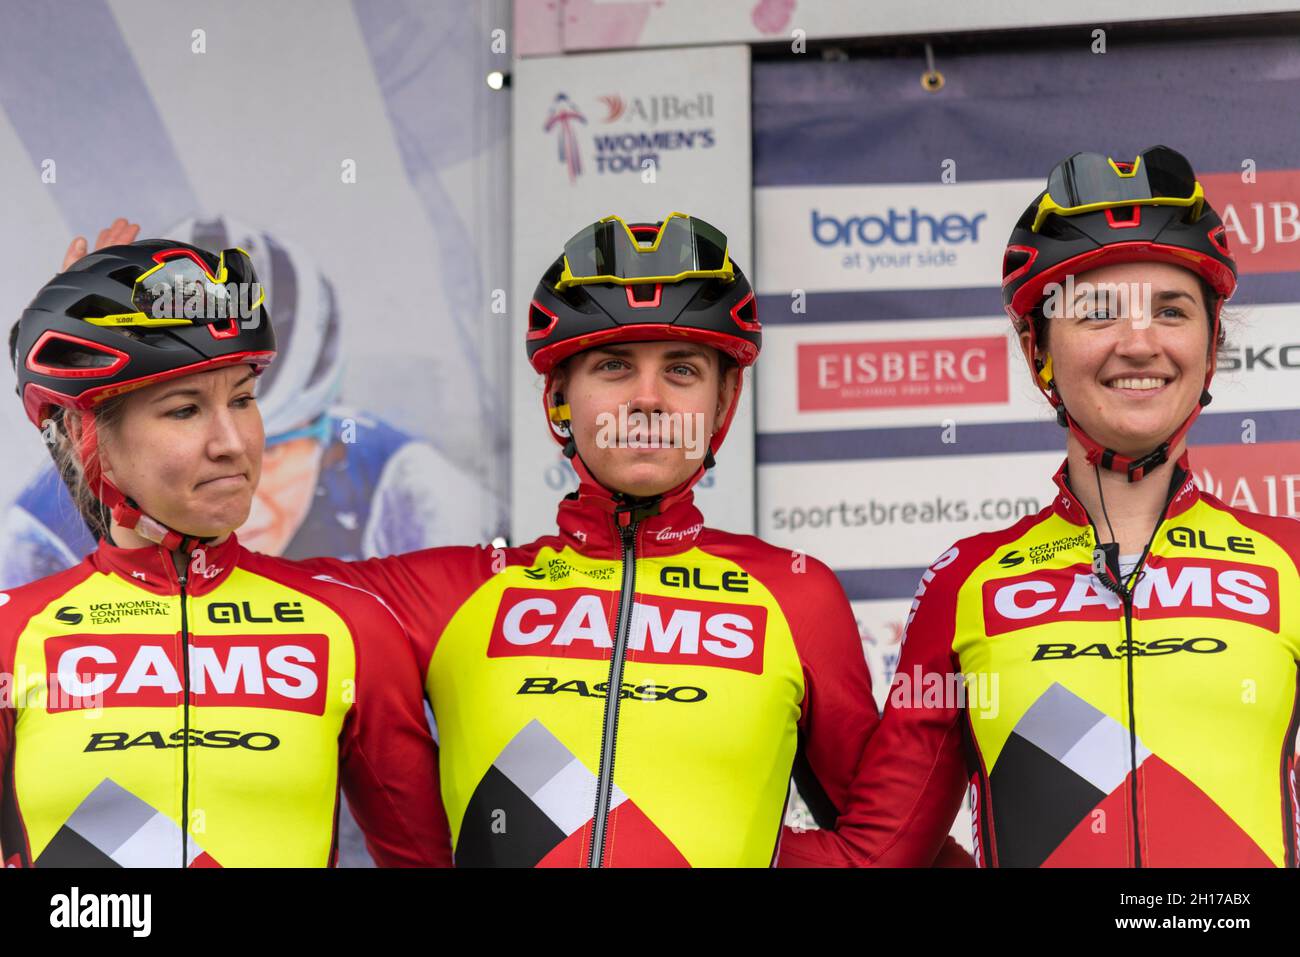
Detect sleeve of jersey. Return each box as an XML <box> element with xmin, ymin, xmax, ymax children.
<box><xmin>288</xmin><ymin>547</ymin><xmax>488</xmax><ymax>672</ymax></box>
<box><xmin>337</xmin><ymin>588</ymin><xmax>452</xmax><ymax>866</ymax></box>
<box><xmin>750</xmin><ymin>555</ymin><xmax>878</xmax><ymax>868</ymax></box>
<box><xmin>778</xmin><ymin>545</ymin><xmax>974</xmax><ymax>867</ymax></box>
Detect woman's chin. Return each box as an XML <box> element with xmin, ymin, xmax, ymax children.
<box><xmin>597</xmin><ymin>457</ymin><xmax>695</xmax><ymax>498</ymax></box>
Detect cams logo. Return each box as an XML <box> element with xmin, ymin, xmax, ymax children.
<box><xmin>489</xmin><ymin>587</ymin><xmax>767</xmax><ymax>674</ymax></box>
<box><xmin>517</xmin><ymin>676</ymin><xmax>706</xmax><ymax>703</ymax></box>
<box><xmin>983</xmin><ymin>557</ymin><xmax>1279</xmax><ymax>637</ymax></box>
<box><xmin>45</xmin><ymin>633</ymin><xmax>330</xmax><ymax>715</ymax></box>
<box><xmin>1032</xmin><ymin>636</ymin><xmax>1228</xmax><ymax>661</ymax></box>
<box><xmin>85</xmin><ymin>728</ymin><xmax>280</xmax><ymax>752</ymax></box>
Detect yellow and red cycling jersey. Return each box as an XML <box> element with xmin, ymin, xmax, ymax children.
<box><xmin>795</xmin><ymin>455</ymin><xmax>1300</xmax><ymax>867</ymax></box>
<box><xmin>0</xmin><ymin>533</ymin><xmax>449</xmax><ymax>867</ymax></box>
<box><xmin>299</xmin><ymin>479</ymin><xmax>880</xmax><ymax>867</ymax></box>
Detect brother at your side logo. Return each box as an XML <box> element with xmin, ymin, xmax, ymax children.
<box><xmin>50</xmin><ymin>886</ymin><xmax>151</xmax><ymax>937</ymax></box>
<box><xmin>810</xmin><ymin>206</ymin><xmax>988</xmax><ymax>274</ymax></box>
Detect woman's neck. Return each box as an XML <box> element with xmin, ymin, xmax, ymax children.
<box><xmin>105</xmin><ymin>518</ymin><xmax>230</xmax><ymax>551</ymax></box>
<box><xmin>1064</xmin><ymin>436</ymin><xmax>1184</xmax><ymax>555</ymax></box>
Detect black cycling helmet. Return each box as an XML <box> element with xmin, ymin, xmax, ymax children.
<box><xmin>14</xmin><ymin>240</ymin><xmax>275</xmax><ymax>427</ymax></box>
<box><xmin>527</xmin><ymin>212</ymin><xmax>760</xmax><ymax>460</ymax></box>
<box><xmin>1001</xmin><ymin>145</ymin><xmax>1238</xmax><ymax>482</ymax></box>
<box><xmin>10</xmin><ymin>239</ymin><xmax>276</xmax><ymax>548</ymax></box>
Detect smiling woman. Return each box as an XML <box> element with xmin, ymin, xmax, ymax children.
<box><xmin>0</xmin><ymin>240</ymin><xmax>449</xmax><ymax>868</ymax></box>
<box><xmin>816</xmin><ymin>145</ymin><xmax>1300</xmax><ymax>869</ymax></box>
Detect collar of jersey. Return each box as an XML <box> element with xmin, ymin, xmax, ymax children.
<box><xmin>90</xmin><ymin>532</ymin><xmax>242</xmax><ymax>596</ymax></box>
<box><xmin>1050</xmin><ymin>450</ymin><xmax>1200</xmax><ymax>528</ymax></box>
<box><xmin>555</xmin><ymin>477</ymin><xmax>707</xmax><ymax>558</ymax></box>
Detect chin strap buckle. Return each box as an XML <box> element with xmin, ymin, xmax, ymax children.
<box><xmin>612</xmin><ymin>493</ymin><xmax>663</xmax><ymax>526</ymax></box>
<box><xmin>1125</xmin><ymin>442</ymin><xmax>1170</xmax><ymax>483</ymax></box>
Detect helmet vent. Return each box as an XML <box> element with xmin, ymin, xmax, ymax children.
<box><xmin>32</xmin><ymin>333</ymin><xmax>121</xmax><ymax>370</ymax></box>
<box><xmin>528</xmin><ymin>302</ymin><xmax>553</xmax><ymax>333</ymax></box>
<box><xmin>66</xmin><ymin>294</ymin><xmax>134</xmax><ymax>321</ymax></box>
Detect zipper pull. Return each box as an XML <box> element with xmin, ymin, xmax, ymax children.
<box><xmin>171</xmin><ymin>547</ymin><xmax>189</xmax><ymax>590</ymax></box>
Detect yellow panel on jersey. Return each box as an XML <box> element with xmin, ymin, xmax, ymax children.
<box><xmin>941</xmin><ymin>461</ymin><xmax>1300</xmax><ymax>867</ymax></box>
<box><xmin>1</xmin><ymin>533</ymin><xmax>446</xmax><ymax>868</ymax></box>
<box><xmin>430</xmin><ymin>543</ymin><xmax>805</xmax><ymax>867</ymax></box>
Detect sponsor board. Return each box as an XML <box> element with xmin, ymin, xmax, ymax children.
<box><xmin>755</xmin><ymin>180</ymin><xmax>1037</xmax><ymax>294</ymax></box>
<box><xmin>760</xmin><ymin>318</ymin><xmax>1042</xmax><ymax>433</ymax></box>
<box><xmin>758</xmin><ymin>451</ymin><xmax>1060</xmax><ymax>570</ymax></box>
<box><xmin>1201</xmin><ymin>170</ymin><xmax>1300</xmax><ymax>274</ymax></box>
<box><xmin>1191</xmin><ymin>440</ymin><xmax>1300</xmax><ymax>518</ymax></box>
<box><xmin>798</xmin><ymin>334</ymin><xmax>1009</xmax><ymax>412</ymax></box>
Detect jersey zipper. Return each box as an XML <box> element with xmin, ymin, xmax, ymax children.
<box><xmin>1119</xmin><ymin>590</ymin><xmax>1142</xmax><ymax>867</ymax></box>
<box><xmin>587</xmin><ymin>516</ymin><xmax>639</xmax><ymax>868</ymax></box>
<box><xmin>177</xmin><ymin>556</ymin><xmax>192</xmax><ymax>868</ymax></box>
<box><xmin>1090</xmin><ymin>513</ymin><xmax>1163</xmax><ymax>868</ymax></box>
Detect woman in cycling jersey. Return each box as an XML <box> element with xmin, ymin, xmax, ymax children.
<box><xmin>294</xmin><ymin>213</ymin><xmax>923</xmax><ymax>867</ymax></box>
<box><xmin>801</xmin><ymin>145</ymin><xmax>1300</xmax><ymax>868</ymax></box>
<box><xmin>1</xmin><ymin>240</ymin><xmax>449</xmax><ymax>867</ymax></box>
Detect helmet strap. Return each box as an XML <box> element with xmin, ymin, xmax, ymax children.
<box><xmin>76</xmin><ymin>410</ymin><xmax>212</xmax><ymax>553</ymax></box>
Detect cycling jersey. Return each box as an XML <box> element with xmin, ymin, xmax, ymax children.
<box><xmin>0</xmin><ymin>532</ymin><xmax>450</xmax><ymax>867</ymax></box>
<box><xmin>296</xmin><ymin>478</ymin><xmax>878</xmax><ymax>867</ymax></box>
<box><xmin>796</xmin><ymin>455</ymin><xmax>1300</xmax><ymax>867</ymax></box>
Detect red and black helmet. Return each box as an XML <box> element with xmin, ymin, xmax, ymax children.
<box><xmin>12</xmin><ymin>239</ymin><xmax>276</xmax><ymax>429</ymax></box>
<box><xmin>1003</xmin><ymin>145</ymin><xmax>1236</xmax><ymax>327</ymax></box>
<box><xmin>527</xmin><ymin>212</ymin><xmax>760</xmax><ymax>376</ymax></box>
<box><xmin>1001</xmin><ymin>146</ymin><xmax>1238</xmax><ymax>482</ymax></box>
<box><xmin>527</xmin><ymin>212</ymin><xmax>760</xmax><ymax>463</ymax></box>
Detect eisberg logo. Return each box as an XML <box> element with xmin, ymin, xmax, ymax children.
<box><xmin>798</xmin><ymin>337</ymin><xmax>1008</xmax><ymax>411</ymax></box>
<box><xmin>811</xmin><ymin>208</ymin><xmax>988</xmax><ymax>247</ymax></box>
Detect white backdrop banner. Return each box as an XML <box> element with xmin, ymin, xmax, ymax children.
<box><xmin>509</xmin><ymin>44</ymin><xmax>755</xmax><ymax>545</ymax></box>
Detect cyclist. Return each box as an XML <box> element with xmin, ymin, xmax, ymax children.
<box><xmin>1</xmin><ymin>240</ymin><xmax>449</xmax><ymax>867</ymax></box>
<box><xmin>295</xmin><ymin>213</ymin><xmax>889</xmax><ymax>866</ymax></box>
<box><xmin>799</xmin><ymin>145</ymin><xmax>1300</xmax><ymax>867</ymax></box>
<box><xmin>1</xmin><ymin>215</ymin><xmax>495</xmax><ymax>590</ymax></box>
